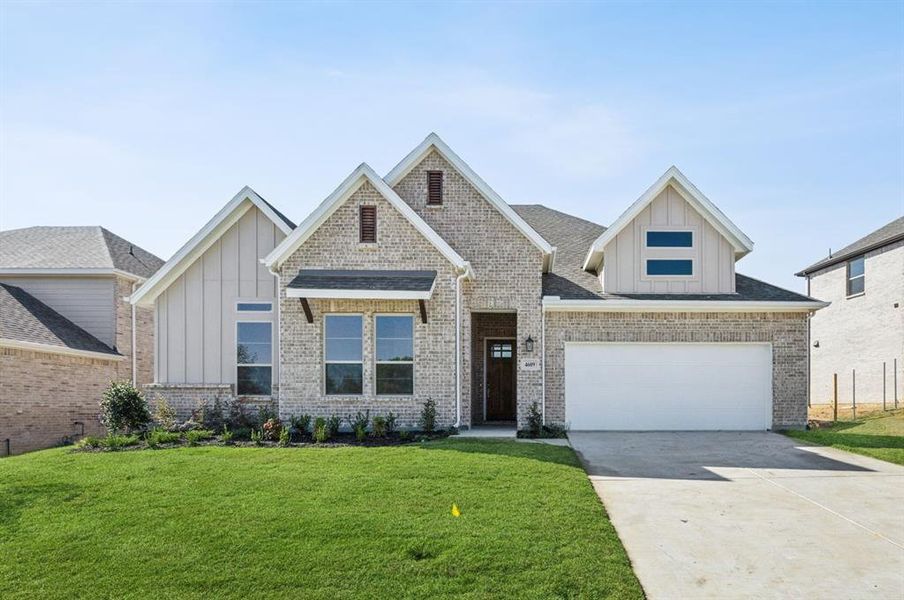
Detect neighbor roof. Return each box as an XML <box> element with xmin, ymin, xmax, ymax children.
<box><xmin>0</xmin><ymin>283</ymin><xmax>119</xmax><ymax>356</ymax></box>
<box><xmin>797</xmin><ymin>216</ymin><xmax>904</xmax><ymax>276</ymax></box>
<box><xmin>0</xmin><ymin>226</ymin><xmax>164</xmax><ymax>279</ymax></box>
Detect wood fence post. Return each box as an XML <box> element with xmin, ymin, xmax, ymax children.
<box><xmin>833</xmin><ymin>373</ymin><xmax>838</xmax><ymax>423</ymax></box>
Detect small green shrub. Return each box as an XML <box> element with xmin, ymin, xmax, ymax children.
<box><xmin>399</xmin><ymin>430</ymin><xmax>411</xmax><ymax>441</ymax></box>
<box><xmin>231</xmin><ymin>426</ymin><xmax>251</xmax><ymax>441</ymax></box>
<box><xmin>152</xmin><ymin>395</ymin><xmax>177</xmax><ymax>430</ymax></box>
<box><xmin>220</xmin><ymin>425</ymin><xmax>234</xmax><ymax>444</ymax></box>
<box><xmin>103</xmin><ymin>434</ymin><xmax>140</xmax><ymax>450</ymax></box>
<box><xmin>419</xmin><ymin>398</ymin><xmax>437</xmax><ymax>433</ymax></box>
<box><xmin>201</xmin><ymin>398</ymin><xmax>226</xmax><ymax>430</ymax></box>
<box><xmin>278</xmin><ymin>427</ymin><xmax>291</xmax><ymax>447</ymax></box>
<box><xmin>326</xmin><ymin>415</ymin><xmax>342</xmax><ymax>438</ymax></box>
<box><xmin>75</xmin><ymin>435</ymin><xmax>104</xmax><ymax>449</ymax></box>
<box><xmin>348</xmin><ymin>411</ymin><xmax>369</xmax><ymax>436</ymax></box>
<box><xmin>186</xmin><ymin>429</ymin><xmax>214</xmax><ymax>446</ymax></box>
<box><xmin>385</xmin><ymin>412</ymin><xmax>397</xmax><ymax>435</ymax></box>
<box><xmin>146</xmin><ymin>428</ymin><xmax>181</xmax><ymax>448</ymax></box>
<box><xmin>313</xmin><ymin>417</ymin><xmax>328</xmax><ymax>443</ymax></box>
<box><xmin>100</xmin><ymin>380</ymin><xmax>151</xmax><ymax>433</ymax></box>
<box><xmin>290</xmin><ymin>414</ymin><xmax>311</xmax><ymax>437</ymax></box>
<box><xmin>262</xmin><ymin>418</ymin><xmax>282</xmax><ymax>442</ymax></box>
<box><xmin>257</xmin><ymin>406</ymin><xmax>277</xmax><ymax>427</ymax></box>
<box><xmin>250</xmin><ymin>429</ymin><xmax>263</xmax><ymax>446</ymax></box>
<box><xmin>372</xmin><ymin>416</ymin><xmax>387</xmax><ymax>438</ymax></box>
<box><xmin>525</xmin><ymin>402</ymin><xmax>543</xmax><ymax>438</ymax></box>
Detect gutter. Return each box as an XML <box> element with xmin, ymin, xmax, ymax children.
<box><xmin>0</xmin><ymin>338</ymin><xmax>125</xmax><ymax>361</ymax></box>
<box><xmin>542</xmin><ymin>296</ymin><xmax>829</xmax><ymax>313</ymax></box>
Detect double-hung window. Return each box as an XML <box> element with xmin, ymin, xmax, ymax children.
<box><xmin>847</xmin><ymin>256</ymin><xmax>865</xmax><ymax>296</ymax></box>
<box><xmin>237</xmin><ymin>322</ymin><xmax>272</xmax><ymax>395</ymax></box>
<box><xmin>324</xmin><ymin>315</ymin><xmax>363</xmax><ymax>394</ymax></box>
<box><xmin>375</xmin><ymin>315</ymin><xmax>414</xmax><ymax>395</ymax></box>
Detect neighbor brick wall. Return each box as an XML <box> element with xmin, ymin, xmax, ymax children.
<box><xmin>544</xmin><ymin>311</ymin><xmax>810</xmax><ymax>430</ymax></box>
<box><xmin>0</xmin><ymin>347</ymin><xmax>119</xmax><ymax>455</ymax></box>
<box><xmin>114</xmin><ymin>275</ymin><xmax>155</xmax><ymax>386</ymax></box>
<box><xmin>807</xmin><ymin>240</ymin><xmax>903</xmax><ymax>406</ymax></box>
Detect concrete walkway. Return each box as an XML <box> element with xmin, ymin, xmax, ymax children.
<box><xmin>569</xmin><ymin>432</ymin><xmax>904</xmax><ymax>599</ymax></box>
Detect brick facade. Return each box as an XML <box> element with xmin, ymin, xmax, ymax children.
<box><xmin>143</xmin><ymin>383</ymin><xmax>276</xmax><ymax>422</ymax></box>
<box><xmin>0</xmin><ymin>347</ymin><xmax>119</xmax><ymax>455</ymax></box>
<box><xmin>114</xmin><ymin>275</ymin><xmax>155</xmax><ymax>385</ymax></box>
<box><xmin>544</xmin><ymin>311</ymin><xmax>810</xmax><ymax>430</ymax></box>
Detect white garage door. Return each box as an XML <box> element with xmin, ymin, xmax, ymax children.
<box><xmin>565</xmin><ymin>343</ymin><xmax>773</xmax><ymax>431</ymax></box>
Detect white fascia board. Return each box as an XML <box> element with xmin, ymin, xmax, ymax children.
<box><xmin>263</xmin><ymin>163</ymin><xmax>471</xmax><ymax>276</ymax></box>
<box><xmin>384</xmin><ymin>133</ymin><xmax>555</xmax><ymax>267</ymax></box>
<box><xmin>130</xmin><ymin>186</ymin><xmax>287</xmax><ymax>307</ymax></box>
<box><xmin>285</xmin><ymin>288</ymin><xmax>433</xmax><ymax>300</ymax></box>
<box><xmin>0</xmin><ymin>338</ymin><xmax>125</xmax><ymax>361</ymax></box>
<box><xmin>542</xmin><ymin>296</ymin><xmax>829</xmax><ymax>313</ymax></box>
<box><xmin>0</xmin><ymin>268</ymin><xmax>146</xmax><ymax>282</ymax></box>
<box><xmin>582</xmin><ymin>166</ymin><xmax>755</xmax><ymax>271</ymax></box>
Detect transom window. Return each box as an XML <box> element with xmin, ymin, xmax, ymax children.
<box><xmin>237</xmin><ymin>302</ymin><xmax>272</xmax><ymax>312</ymax></box>
<box><xmin>490</xmin><ymin>342</ymin><xmax>513</xmax><ymax>358</ymax></box>
<box><xmin>375</xmin><ymin>315</ymin><xmax>414</xmax><ymax>395</ymax></box>
<box><xmin>646</xmin><ymin>259</ymin><xmax>693</xmax><ymax>276</ymax></box>
<box><xmin>646</xmin><ymin>231</ymin><xmax>693</xmax><ymax>247</ymax></box>
<box><xmin>847</xmin><ymin>256</ymin><xmax>865</xmax><ymax>296</ymax></box>
<box><xmin>324</xmin><ymin>315</ymin><xmax>363</xmax><ymax>395</ymax></box>
<box><xmin>237</xmin><ymin>322</ymin><xmax>272</xmax><ymax>395</ymax></box>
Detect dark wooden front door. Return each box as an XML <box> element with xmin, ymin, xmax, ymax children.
<box><xmin>485</xmin><ymin>340</ymin><xmax>516</xmax><ymax>421</ymax></box>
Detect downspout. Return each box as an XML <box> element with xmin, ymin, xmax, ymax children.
<box><xmin>455</xmin><ymin>267</ymin><xmax>469</xmax><ymax>429</ymax></box>
<box><xmin>265</xmin><ymin>260</ymin><xmax>282</xmax><ymax>407</ymax></box>
<box><xmin>131</xmin><ymin>281</ymin><xmax>137</xmax><ymax>385</ymax></box>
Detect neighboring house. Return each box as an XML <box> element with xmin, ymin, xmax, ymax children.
<box><xmin>0</xmin><ymin>226</ymin><xmax>164</xmax><ymax>454</ymax></box>
<box><xmin>797</xmin><ymin>217</ymin><xmax>904</xmax><ymax>408</ymax></box>
<box><xmin>132</xmin><ymin>134</ymin><xmax>825</xmax><ymax>432</ymax></box>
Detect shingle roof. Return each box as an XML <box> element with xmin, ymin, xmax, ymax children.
<box><xmin>288</xmin><ymin>270</ymin><xmax>437</xmax><ymax>292</ymax></box>
<box><xmin>258</xmin><ymin>195</ymin><xmax>297</xmax><ymax>231</ymax></box>
<box><xmin>512</xmin><ymin>204</ymin><xmax>816</xmax><ymax>303</ymax></box>
<box><xmin>0</xmin><ymin>283</ymin><xmax>119</xmax><ymax>355</ymax></box>
<box><xmin>0</xmin><ymin>226</ymin><xmax>165</xmax><ymax>279</ymax></box>
<box><xmin>797</xmin><ymin>216</ymin><xmax>904</xmax><ymax>276</ymax></box>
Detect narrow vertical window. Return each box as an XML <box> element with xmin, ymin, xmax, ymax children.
<box><xmin>325</xmin><ymin>315</ymin><xmax>363</xmax><ymax>394</ymax></box>
<box><xmin>847</xmin><ymin>256</ymin><xmax>865</xmax><ymax>296</ymax></box>
<box><xmin>359</xmin><ymin>205</ymin><xmax>376</xmax><ymax>243</ymax></box>
<box><xmin>237</xmin><ymin>322</ymin><xmax>272</xmax><ymax>395</ymax></box>
<box><xmin>375</xmin><ymin>315</ymin><xmax>414</xmax><ymax>395</ymax></box>
<box><xmin>427</xmin><ymin>171</ymin><xmax>443</xmax><ymax>205</ymax></box>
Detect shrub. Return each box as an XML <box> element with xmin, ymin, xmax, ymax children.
<box><xmin>231</xmin><ymin>426</ymin><xmax>251</xmax><ymax>441</ymax></box>
<box><xmin>146</xmin><ymin>428</ymin><xmax>180</xmax><ymax>448</ymax></box>
<box><xmin>220</xmin><ymin>425</ymin><xmax>234</xmax><ymax>444</ymax></box>
<box><xmin>100</xmin><ymin>380</ymin><xmax>151</xmax><ymax>433</ymax></box>
<box><xmin>313</xmin><ymin>417</ymin><xmax>328</xmax><ymax>443</ymax></box>
<box><xmin>399</xmin><ymin>430</ymin><xmax>411</xmax><ymax>441</ymax></box>
<box><xmin>385</xmin><ymin>412</ymin><xmax>397</xmax><ymax>435</ymax></box>
<box><xmin>250</xmin><ymin>429</ymin><xmax>263</xmax><ymax>446</ymax></box>
<box><xmin>419</xmin><ymin>398</ymin><xmax>437</xmax><ymax>433</ymax></box>
<box><xmin>75</xmin><ymin>435</ymin><xmax>104</xmax><ymax>449</ymax></box>
<box><xmin>153</xmin><ymin>395</ymin><xmax>177</xmax><ymax>430</ymax></box>
<box><xmin>372</xmin><ymin>416</ymin><xmax>387</xmax><ymax>438</ymax></box>
<box><xmin>290</xmin><ymin>414</ymin><xmax>311</xmax><ymax>437</ymax></box>
<box><xmin>257</xmin><ymin>406</ymin><xmax>278</xmax><ymax>427</ymax></box>
<box><xmin>326</xmin><ymin>415</ymin><xmax>342</xmax><ymax>438</ymax></box>
<box><xmin>103</xmin><ymin>434</ymin><xmax>140</xmax><ymax>450</ymax></box>
<box><xmin>348</xmin><ymin>411</ymin><xmax>369</xmax><ymax>438</ymax></box>
<box><xmin>262</xmin><ymin>418</ymin><xmax>282</xmax><ymax>441</ymax></box>
<box><xmin>186</xmin><ymin>429</ymin><xmax>214</xmax><ymax>446</ymax></box>
<box><xmin>202</xmin><ymin>398</ymin><xmax>226</xmax><ymax>431</ymax></box>
<box><xmin>227</xmin><ymin>402</ymin><xmax>254</xmax><ymax>430</ymax></box>
<box><xmin>525</xmin><ymin>402</ymin><xmax>543</xmax><ymax>438</ymax></box>
<box><xmin>278</xmin><ymin>427</ymin><xmax>291</xmax><ymax>447</ymax></box>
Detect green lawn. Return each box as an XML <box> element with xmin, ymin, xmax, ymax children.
<box><xmin>786</xmin><ymin>410</ymin><xmax>904</xmax><ymax>465</ymax></box>
<box><xmin>0</xmin><ymin>439</ymin><xmax>642</xmax><ymax>599</ymax></box>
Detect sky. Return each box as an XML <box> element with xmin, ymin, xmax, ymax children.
<box><xmin>1</xmin><ymin>1</ymin><xmax>902</xmax><ymax>293</ymax></box>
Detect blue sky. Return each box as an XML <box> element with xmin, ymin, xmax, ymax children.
<box><xmin>1</xmin><ymin>1</ymin><xmax>902</xmax><ymax>292</ymax></box>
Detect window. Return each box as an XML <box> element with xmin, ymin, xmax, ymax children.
<box><xmin>237</xmin><ymin>322</ymin><xmax>272</xmax><ymax>395</ymax></box>
<box><xmin>646</xmin><ymin>259</ymin><xmax>693</xmax><ymax>276</ymax></box>
<box><xmin>359</xmin><ymin>205</ymin><xmax>376</xmax><ymax>243</ymax></box>
<box><xmin>237</xmin><ymin>302</ymin><xmax>272</xmax><ymax>312</ymax></box>
<box><xmin>325</xmin><ymin>315</ymin><xmax>363</xmax><ymax>394</ymax></box>
<box><xmin>646</xmin><ymin>231</ymin><xmax>693</xmax><ymax>248</ymax></box>
<box><xmin>427</xmin><ymin>171</ymin><xmax>443</xmax><ymax>205</ymax></box>
<box><xmin>490</xmin><ymin>342</ymin><xmax>513</xmax><ymax>358</ymax></box>
<box><xmin>375</xmin><ymin>315</ymin><xmax>414</xmax><ymax>395</ymax></box>
<box><xmin>847</xmin><ymin>256</ymin><xmax>865</xmax><ymax>296</ymax></box>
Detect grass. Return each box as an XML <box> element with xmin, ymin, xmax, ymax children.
<box><xmin>0</xmin><ymin>439</ymin><xmax>642</xmax><ymax>599</ymax></box>
<box><xmin>786</xmin><ymin>410</ymin><xmax>904</xmax><ymax>465</ymax></box>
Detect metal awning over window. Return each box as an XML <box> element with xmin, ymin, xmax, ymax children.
<box><xmin>286</xmin><ymin>269</ymin><xmax>437</xmax><ymax>300</ymax></box>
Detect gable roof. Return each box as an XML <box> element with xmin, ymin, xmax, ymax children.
<box><xmin>0</xmin><ymin>283</ymin><xmax>121</xmax><ymax>359</ymax></box>
<box><xmin>384</xmin><ymin>133</ymin><xmax>556</xmax><ymax>271</ymax></box>
<box><xmin>797</xmin><ymin>215</ymin><xmax>904</xmax><ymax>276</ymax></box>
<box><xmin>263</xmin><ymin>163</ymin><xmax>472</xmax><ymax>276</ymax></box>
<box><xmin>130</xmin><ymin>186</ymin><xmax>295</xmax><ymax>307</ymax></box>
<box><xmin>0</xmin><ymin>226</ymin><xmax>164</xmax><ymax>280</ymax></box>
<box><xmin>582</xmin><ymin>166</ymin><xmax>754</xmax><ymax>272</ymax></box>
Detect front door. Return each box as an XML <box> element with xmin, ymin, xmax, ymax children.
<box><xmin>485</xmin><ymin>339</ymin><xmax>516</xmax><ymax>421</ymax></box>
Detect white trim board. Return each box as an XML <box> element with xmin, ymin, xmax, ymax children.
<box><xmin>542</xmin><ymin>296</ymin><xmax>828</xmax><ymax>313</ymax></box>
<box><xmin>263</xmin><ymin>163</ymin><xmax>473</xmax><ymax>278</ymax></box>
<box><xmin>583</xmin><ymin>166</ymin><xmax>754</xmax><ymax>272</ymax></box>
<box><xmin>130</xmin><ymin>186</ymin><xmax>293</xmax><ymax>307</ymax></box>
<box><xmin>0</xmin><ymin>338</ymin><xmax>125</xmax><ymax>361</ymax></box>
<box><xmin>384</xmin><ymin>133</ymin><xmax>556</xmax><ymax>271</ymax></box>
<box><xmin>0</xmin><ymin>268</ymin><xmax>147</xmax><ymax>282</ymax></box>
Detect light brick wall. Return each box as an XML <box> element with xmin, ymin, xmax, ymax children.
<box><xmin>392</xmin><ymin>150</ymin><xmax>545</xmax><ymax>428</ymax></box>
<box><xmin>544</xmin><ymin>311</ymin><xmax>810</xmax><ymax>430</ymax></box>
<box><xmin>114</xmin><ymin>276</ymin><xmax>155</xmax><ymax>385</ymax></box>
<box><xmin>0</xmin><ymin>347</ymin><xmax>118</xmax><ymax>455</ymax></box>
<box><xmin>277</xmin><ymin>180</ymin><xmax>460</xmax><ymax>429</ymax></box>
<box><xmin>143</xmin><ymin>383</ymin><xmax>275</xmax><ymax>422</ymax></box>
<box><xmin>807</xmin><ymin>240</ymin><xmax>903</xmax><ymax>406</ymax></box>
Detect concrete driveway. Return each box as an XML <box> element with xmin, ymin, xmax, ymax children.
<box><xmin>569</xmin><ymin>432</ymin><xmax>904</xmax><ymax>599</ymax></box>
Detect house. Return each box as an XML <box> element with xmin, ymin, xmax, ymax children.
<box><xmin>0</xmin><ymin>226</ymin><xmax>164</xmax><ymax>454</ymax></box>
<box><xmin>131</xmin><ymin>134</ymin><xmax>826</xmax><ymax>432</ymax></box>
<box><xmin>797</xmin><ymin>217</ymin><xmax>904</xmax><ymax>409</ymax></box>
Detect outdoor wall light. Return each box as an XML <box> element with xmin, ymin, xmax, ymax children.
<box><xmin>525</xmin><ymin>336</ymin><xmax>534</xmax><ymax>353</ymax></box>
<box><xmin>813</xmin><ymin>340</ymin><xmax>820</xmax><ymax>348</ymax></box>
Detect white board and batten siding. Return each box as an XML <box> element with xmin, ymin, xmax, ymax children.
<box><xmin>0</xmin><ymin>276</ymin><xmax>116</xmax><ymax>347</ymax></box>
<box><xmin>601</xmin><ymin>184</ymin><xmax>736</xmax><ymax>294</ymax></box>
<box><xmin>565</xmin><ymin>343</ymin><xmax>773</xmax><ymax>431</ymax></box>
<box><xmin>155</xmin><ymin>207</ymin><xmax>286</xmax><ymax>386</ymax></box>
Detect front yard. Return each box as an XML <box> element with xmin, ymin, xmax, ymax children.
<box><xmin>786</xmin><ymin>409</ymin><xmax>904</xmax><ymax>465</ymax></box>
<box><xmin>0</xmin><ymin>439</ymin><xmax>642</xmax><ymax>599</ymax></box>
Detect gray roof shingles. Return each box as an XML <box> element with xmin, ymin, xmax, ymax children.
<box><xmin>288</xmin><ymin>270</ymin><xmax>437</xmax><ymax>292</ymax></box>
<box><xmin>511</xmin><ymin>204</ymin><xmax>816</xmax><ymax>303</ymax></box>
<box><xmin>0</xmin><ymin>283</ymin><xmax>119</xmax><ymax>355</ymax></box>
<box><xmin>797</xmin><ymin>216</ymin><xmax>904</xmax><ymax>276</ymax></box>
<box><xmin>0</xmin><ymin>226</ymin><xmax>165</xmax><ymax>279</ymax></box>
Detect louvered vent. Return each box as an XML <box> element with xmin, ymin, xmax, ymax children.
<box><xmin>359</xmin><ymin>205</ymin><xmax>376</xmax><ymax>243</ymax></box>
<box><xmin>427</xmin><ymin>171</ymin><xmax>443</xmax><ymax>205</ymax></box>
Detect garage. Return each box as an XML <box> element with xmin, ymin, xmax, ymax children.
<box><xmin>564</xmin><ymin>343</ymin><xmax>773</xmax><ymax>430</ymax></box>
